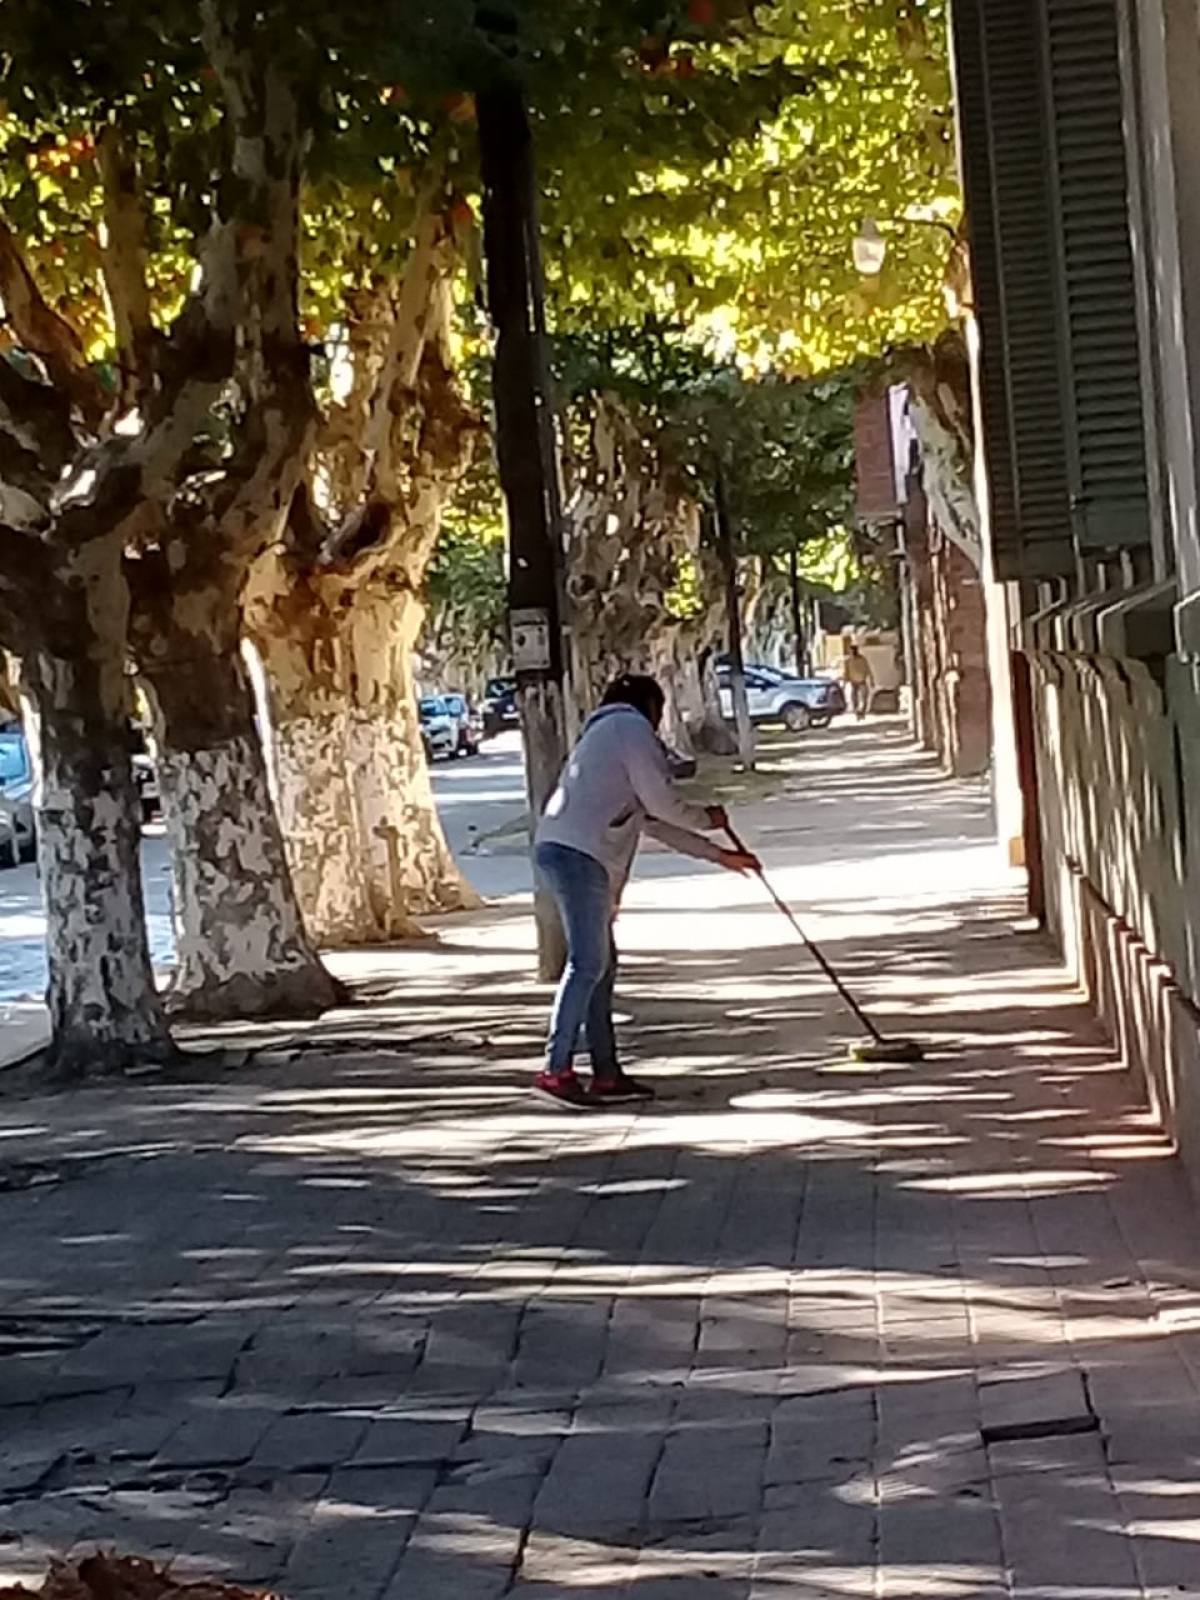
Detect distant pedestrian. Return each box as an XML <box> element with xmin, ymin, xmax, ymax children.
<box><xmin>843</xmin><ymin>644</ymin><xmax>874</xmax><ymax>721</ymax></box>
<box><xmin>532</xmin><ymin>673</ymin><xmax>760</xmax><ymax>1109</ymax></box>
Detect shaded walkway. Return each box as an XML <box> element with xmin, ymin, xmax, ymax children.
<box><xmin>1</xmin><ymin>726</ymin><xmax>1198</xmax><ymax>1598</ymax></box>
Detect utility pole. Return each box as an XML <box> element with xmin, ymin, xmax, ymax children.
<box><xmin>788</xmin><ymin>542</ymin><xmax>807</xmax><ymax>677</ymax></box>
<box><xmin>714</xmin><ymin>462</ymin><xmax>755</xmax><ymax>769</ymax></box>
<box><xmin>477</xmin><ymin>82</ymin><xmax>568</xmax><ymax>978</ymax></box>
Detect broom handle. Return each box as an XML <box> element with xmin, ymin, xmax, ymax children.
<box><xmin>724</xmin><ymin>822</ymin><xmax>886</xmax><ymax>1043</ymax></box>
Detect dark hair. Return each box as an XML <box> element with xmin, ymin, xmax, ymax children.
<box><xmin>601</xmin><ymin>673</ymin><xmax>665</xmax><ymax>724</ymax></box>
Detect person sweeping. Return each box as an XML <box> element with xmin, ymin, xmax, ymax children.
<box><xmin>532</xmin><ymin>673</ymin><xmax>760</xmax><ymax>1109</ymax></box>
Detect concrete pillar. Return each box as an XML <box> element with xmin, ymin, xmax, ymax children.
<box><xmin>905</xmin><ymin>491</ymin><xmax>936</xmax><ymax>752</ymax></box>
<box><xmin>965</xmin><ymin>316</ymin><xmax>1026</xmax><ymax>869</ymax></box>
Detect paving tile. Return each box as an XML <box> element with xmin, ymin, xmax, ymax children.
<box><xmin>155</xmin><ymin>1403</ymin><xmax>280</xmax><ymax>1469</ymax></box>
<box><xmin>351</xmin><ymin>1413</ymin><xmax>468</xmax><ymax>1468</ymax></box>
<box><xmin>281</xmin><ymin>1469</ymin><xmax>433</xmax><ymax>1600</ymax></box>
<box><xmin>533</xmin><ymin>1428</ymin><xmax>661</xmax><ymax>1536</ymax></box>
<box><xmin>11</xmin><ymin>727</ymin><xmax>1200</xmax><ymax>1599</ymax></box>
<box><xmin>987</xmin><ymin>1426</ymin><xmax>1108</xmax><ymax>1478</ymax></box>
<box><xmin>996</xmin><ymin>1470</ymin><xmax>1143</xmax><ymax>1593</ymax></box>
<box><xmin>979</xmin><ymin>1365</ymin><xmax>1094</xmax><ymax>1442</ymax></box>
<box><xmin>251</xmin><ymin>1410</ymin><xmax>368</xmax><ymax>1472</ymax></box>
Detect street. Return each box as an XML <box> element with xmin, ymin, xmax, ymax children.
<box><xmin>0</xmin><ymin>839</ymin><xmax>175</xmax><ymax>1008</ymax></box>
<box><xmin>0</xmin><ymin>734</ymin><xmax>531</xmax><ymax>1009</ymax></box>
<box><xmin>428</xmin><ymin>731</ymin><xmax>532</xmax><ymax>902</ymax></box>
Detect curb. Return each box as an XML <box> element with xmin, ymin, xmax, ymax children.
<box><xmin>0</xmin><ymin>1003</ymin><xmax>50</xmax><ymax>1071</ymax></box>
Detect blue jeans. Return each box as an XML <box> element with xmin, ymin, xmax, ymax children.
<box><xmin>535</xmin><ymin>841</ymin><xmax>618</xmax><ymax>1078</ymax></box>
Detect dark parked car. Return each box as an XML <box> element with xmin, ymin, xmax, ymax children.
<box><xmin>482</xmin><ymin>677</ymin><xmax>519</xmax><ymax>738</ymax></box>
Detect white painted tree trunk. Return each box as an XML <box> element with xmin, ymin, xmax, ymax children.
<box><xmin>691</xmin><ymin>650</ymin><xmax>738</xmax><ymax>755</ymax></box>
<box><xmin>33</xmin><ymin>724</ymin><xmax>169</xmax><ymax>1073</ymax></box>
<box><xmin>254</xmin><ymin>580</ymin><xmax>478</xmax><ymax>947</ymax></box>
<box><xmin>267</xmin><ymin>706</ymin><xmax>377</xmax><ymax>944</ymax></box>
<box><xmin>344</xmin><ymin>704</ymin><xmax>477</xmax><ymax>925</ymax></box>
<box><xmin>245</xmin><ymin>241</ymin><xmax>481</xmax><ymax>948</ymax></box>
<box><xmin>20</xmin><ymin>545</ymin><xmax>172</xmax><ymax>1077</ymax></box>
<box><xmin>132</xmin><ymin>541</ymin><xmax>341</xmax><ymax>1021</ymax></box>
<box><xmin>343</xmin><ymin>589</ymin><xmax>479</xmax><ymax>924</ymax></box>
<box><xmin>153</xmin><ymin>725</ymin><xmax>342</xmax><ymax>1019</ymax></box>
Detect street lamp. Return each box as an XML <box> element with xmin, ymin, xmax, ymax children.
<box><xmin>853</xmin><ymin>214</ymin><xmax>959</xmax><ymax>277</ymax></box>
<box><xmin>853</xmin><ymin>218</ymin><xmax>888</xmax><ymax>277</ymax></box>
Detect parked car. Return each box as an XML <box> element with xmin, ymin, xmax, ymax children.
<box><xmin>481</xmin><ymin>677</ymin><xmax>519</xmax><ymax>738</ymax></box>
<box><xmin>443</xmin><ymin>692</ymin><xmax>482</xmax><ymax>757</ymax></box>
<box><xmin>419</xmin><ymin>696</ymin><xmax>457</xmax><ymax>762</ymax></box>
<box><xmin>749</xmin><ymin>662</ymin><xmax>848</xmax><ymax>719</ymax></box>
<box><xmin>813</xmin><ymin>672</ymin><xmax>848</xmax><ymax>717</ymax></box>
<box><xmin>131</xmin><ymin>727</ymin><xmax>161</xmax><ymax>822</ymax></box>
<box><xmin>0</xmin><ymin>728</ymin><xmax>35</xmax><ymax>866</ymax></box>
<box><xmin>715</xmin><ymin>662</ymin><xmax>841</xmax><ymax>731</ymax></box>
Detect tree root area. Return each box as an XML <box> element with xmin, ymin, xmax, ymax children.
<box><xmin>0</xmin><ymin>1553</ymin><xmax>271</xmax><ymax>1600</ymax></box>
<box><xmin>163</xmin><ymin>965</ymin><xmax>346</xmax><ymax>1023</ymax></box>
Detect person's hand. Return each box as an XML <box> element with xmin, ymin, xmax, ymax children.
<box><xmin>720</xmin><ymin>847</ymin><xmax>761</xmax><ymax>875</ymax></box>
<box><xmin>706</xmin><ymin>804</ymin><xmax>730</xmax><ymax>831</ymax></box>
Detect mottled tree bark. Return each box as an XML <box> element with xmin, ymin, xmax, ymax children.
<box><xmin>252</xmin><ymin>572</ymin><xmax>477</xmax><ymax>945</ymax></box>
<box><xmin>131</xmin><ymin>544</ymin><xmax>339</xmax><ymax>1019</ymax></box>
<box><xmin>562</xmin><ymin>395</ymin><xmax>711</xmax><ymax>740</ymax></box>
<box><xmin>0</xmin><ymin>4</ymin><xmax>319</xmax><ymax>1070</ymax></box>
<box><xmin>17</xmin><ymin>538</ymin><xmax>172</xmax><ymax>1077</ymax></box>
<box><xmin>247</xmin><ymin>261</ymin><xmax>483</xmax><ymax>947</ymax></box>
<box><xmin>125</xmin><ymin>42</ymin><xmax>342</xmax><ymax>1020</ymax></box>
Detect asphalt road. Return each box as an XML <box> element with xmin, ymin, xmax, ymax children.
<box><xmin>0</xmin><ymin>732</ymin><xmax>531</xmax><ymax>1006</ymax></box>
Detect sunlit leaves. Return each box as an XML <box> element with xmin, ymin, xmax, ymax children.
<box><xmin>536</xmin><ymin>0</ymin><xmax>957</xmax><ymax>373</ymax></box>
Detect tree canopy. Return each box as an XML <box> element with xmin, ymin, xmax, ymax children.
<box><xmin>536</xmin><ymin>1</ymin><xmax>957</xmax><ymax>370</ymax></box>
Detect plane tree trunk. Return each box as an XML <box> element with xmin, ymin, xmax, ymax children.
<box><xmin>246</xmin><ymin>212</ymin><xmax>483</xmax><ymax>946</ymax></box>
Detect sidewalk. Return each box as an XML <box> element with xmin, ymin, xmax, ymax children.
<box><xmin>2</xmin><ymin>723</ymin><xmax>1200</xmax><ymax>1598</ymax></box>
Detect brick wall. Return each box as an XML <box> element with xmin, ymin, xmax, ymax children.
<box><xmin>905</xmin><ymin>481</ymin><xmax>991</xmax><ymax>777</ymax></box>
<box><xmin>855</xmin><ymin>394</ymin><xmax>898</xmax><ymax>522</ymax></box>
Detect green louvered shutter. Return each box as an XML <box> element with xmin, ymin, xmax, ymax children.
<box><xmin>1039</xmin><ymin>0</ymin><xmax>1151</xmax><ymax>552</ymax></box>
<box><xmin>952</xmin><ymin>0</ymin><xmax>1076</xmax><ymax>579</ymax></box>
<box><xmin>950</xmin><ymin>0</ymin><xmax>1150</xmax><ymax>577</ymax></box>
<box><xmin>948</xmin><ymin>0</ymin><xmax>1019</xmax><ymax>562</ymax></box>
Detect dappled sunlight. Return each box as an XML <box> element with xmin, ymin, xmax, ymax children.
<box><xmin>4</xmin><ymin>727</ymin><xmax>1200</xmax><ymax>1594</ymax></box>
<box><xmin>248</xmin><ymin>1104</ymin><xmax>877</xmax><ymax>1164</ymax></box>
<box><xmin>906</xmin><ymin>1169</ymin><xmax>1117</xmax><ymax>1196</ymax></box>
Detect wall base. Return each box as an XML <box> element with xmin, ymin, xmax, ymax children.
<box><xmin>1074</xmin><ymin>869</ymin><xmax>1200</xmax><ymax>1197</ymax></box>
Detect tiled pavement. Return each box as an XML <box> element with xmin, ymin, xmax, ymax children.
<box><xmin>3</xmin><ymin>725</ymin><xmax>1200</xmax><ymax>1597</ymax></box>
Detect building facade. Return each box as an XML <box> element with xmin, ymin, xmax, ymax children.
<box><xmin>855</xmin><ymin>383</ymin><xmax>992</xmax><ymax>777</ymax></box>
<box><xmin>951</xmin><ymin>0</ymin><xmax>1200</xmax><ymax>1183</ymax></box>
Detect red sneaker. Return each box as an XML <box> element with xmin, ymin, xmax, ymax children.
<box><xmin>532</xmin><ymin>1071</ymin><xmax>594</xmax><ymax>1110</ymax></box>
<box><xmin>589</xmin><ymin>1073</ymin><xmax>656</xmax><ymax>1105</ymax></box>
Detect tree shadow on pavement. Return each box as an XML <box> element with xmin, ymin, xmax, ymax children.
<box><xmin>1</xmin><ymin>873</ymin><xmax>1199</xmax><ymax>1596</ymax></box>
<box><xmin>2</xmin><ymin>726</ymin><xmax>1198</xmax><ymax>1595</ymax></box>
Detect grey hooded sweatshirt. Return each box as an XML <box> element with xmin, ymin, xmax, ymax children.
<box><xmin>534</xmin><ymin>703</ymin><xmax>726</xmax><ymax>891</ymax></box>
